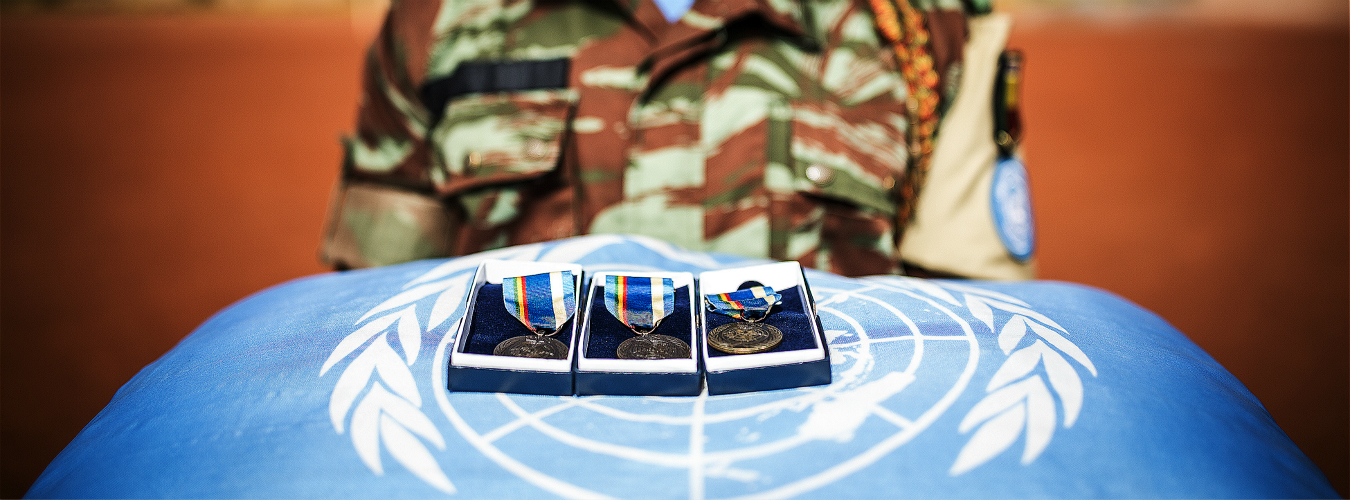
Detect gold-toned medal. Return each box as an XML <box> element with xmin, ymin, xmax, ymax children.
<box><xmin>707</xmin><ymin>321</ymin><xmax>783</xmax><ymax>355</ymax></box>
<box><xmin>704</xmin><ymin>286</ymin><xmax>785</xmax><ymax>355</ymax></box>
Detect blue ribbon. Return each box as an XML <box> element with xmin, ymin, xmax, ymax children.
<box><xmin>704</xmin><ymin>286</ymin><xmax>782</xmax><ymax>321</ymax></box>
<box><xmin>502</xmin><ymin>271</ymin><xmax>576</xmax><ymax>334</ymax></box>
<box><xmin>604</xmin><ymin>275</ymin><xmax>675</xmax><ymax>333</ymax></box>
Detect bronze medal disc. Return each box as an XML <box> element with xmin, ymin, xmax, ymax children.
<box><xmin>708</xmin><ymin>322</ymin><xmax>783</xmax><ymax>355</ymax></box>
<box><xmin>493</xmin><ymin>335</ymin><xmax>568</xmax><ymax>359</ymax></box>
<box><xmin>617</xmin><ymin>334</ymin><xmax>691</xmax><ymax>360</ymax></box>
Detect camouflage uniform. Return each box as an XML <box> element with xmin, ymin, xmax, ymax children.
<box><xmin>321</xmin><ymin>0</ymin><xmax>994</xmax><ymax>277</ymax></box>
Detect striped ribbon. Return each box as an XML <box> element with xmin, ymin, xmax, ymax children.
<box><xmin>704</xmin><ymin>286</ymin><xmax>782</xmax><ymax>321</ymax></box>
<box><xmin>502</xmin><ymin>271</ymin><xmax>576</xmax><ymax>334</ymax></box>
<box><xmin>604</xmin><ymin>276</ymin><xmax>675</xmax><ymax>333</ymax></box>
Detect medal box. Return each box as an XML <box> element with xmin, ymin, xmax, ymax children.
<box><xmin>575</xmin><ymin>271</ymin><xmax>701</xmax><ymax>396</ymax></box>
<box><xmin>446</xmin><ymin>260</ymin><xmax>583</xmax><ymax>396</ymax></box>
<box><xmin>698</xmin><ymin>262</ymin><xmax>831</xmax><ymax>395</ymax></box>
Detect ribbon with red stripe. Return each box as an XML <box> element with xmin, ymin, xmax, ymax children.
<box><xmin>604</xmin><ymin>275</ymin><xmax>675</xmax><ymax>334</ymax></box>
<box><xmin>502</xmin><ymin>271</ymin><xmax>577</xmax><ymax>334</ymax></box>
<box><xmin>704</xmin><ymin>286</ymin><xmax>782</xmax><ymax>322</ymax></box>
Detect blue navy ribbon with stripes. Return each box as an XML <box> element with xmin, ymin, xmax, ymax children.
<box><xmin>502</xmin><ymin>271</ymin><xmax>576</xmax><ymax>334</ymax></box>
<box><xmin>604</xmin><ymin>275</ymin><xmax>675</xmax><ymax>333</ymax></box>
<box><xmin>704</xmin><ymin>286</ymin><xmax>781</xmax><ymax>322</ymax></box>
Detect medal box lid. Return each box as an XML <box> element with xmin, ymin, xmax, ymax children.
<box><xmin>697</xmin><ymin>262</ymin><xmax>829</xmax><ymax>375</ymax></box>
<box><xmin>449</xmin><ymin>260</ymin><xmax>583</xmax><ymax>376</ymax></box>
<box><xmin>577</xmin><ymin>271</ymin><xmax>699</xmax><ymax>375</ymax></box>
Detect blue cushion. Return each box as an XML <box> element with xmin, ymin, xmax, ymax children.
<box><xmin>28</xmin><ymin>235</ymin><xmax>1336</xmax><ymax>498</ymax></box>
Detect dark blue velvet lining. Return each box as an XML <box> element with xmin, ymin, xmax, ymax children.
<box><xmin>584</xmin><ymin>285</ymin><xmax>693</xmax><ymax>359</ymax></box>
<box><xmin>705</xmin><ymin>286</ymin><xmax>816</xmax><ymax>357</ymax></box>
<box><xmin>461</xmin><ymin>283</ymin><xmax>574</xmax><ymax>356</ymax></box>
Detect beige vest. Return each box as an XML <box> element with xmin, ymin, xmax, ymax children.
<box><xmin>901</xmin><ymin>13</ymin><xmax>1036</xmax><ymax>280</ymax></box>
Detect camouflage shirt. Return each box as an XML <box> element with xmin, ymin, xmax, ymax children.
<box><xmin>322</xmin><ymin>0</ymin><xmax>978</xmax><ymax>276</ymax></box>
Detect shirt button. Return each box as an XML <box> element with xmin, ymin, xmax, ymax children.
<box><xmin>883</xmin><ymin>175</ymin><xmax>896</xmax><ymax>191</ymax></box>
<box><xmin>466</xmin><ymin>151</ymin><xmax>483</xmax><ymax>170</ymax></box>
<box><xmin>805</xmin><ymin>164</ymin><xmax>834</xmax><ymax>187</ymax></box>
<box><xmin>525</xmin><ymin>138</ymin><xmax>548</xmax><ymax>159</ymax></box>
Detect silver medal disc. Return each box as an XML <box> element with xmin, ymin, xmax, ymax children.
<box><xmin>493</xmin><ymin>335</ymin><xmax>568</xmax><ymax>359</ymax></box>
<box><xmin>708</xmin><ymin>322</ymin><xmax>783</xmax><ymax>355</ymax></box>
<box><xmin>617</xmin><ymin>334</ymin><xmax>691</xmax><ymax>360</ymax></box>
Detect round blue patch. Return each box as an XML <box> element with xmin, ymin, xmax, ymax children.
<box><xmin>990</xmin><ymin>157</ymin><xmax>1035</xmax><ymax>261</ymax></box>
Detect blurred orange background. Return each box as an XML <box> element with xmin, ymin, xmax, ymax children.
<box><xmin>2</xmin><ymin>1</ymin><xmax>1346</xmax><ymax>497</ymax></box>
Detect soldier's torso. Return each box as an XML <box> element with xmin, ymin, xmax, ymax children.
<box><xmin>378</xmin><ymin>0</ymin><xmax>913</xmax><ymax>275</ymax></box>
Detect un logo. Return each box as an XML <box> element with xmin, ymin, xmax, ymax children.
<box><xmin>320</xmin><ymin>236</ymin><xmax>1095</xmax><ymax>498</ymax></box>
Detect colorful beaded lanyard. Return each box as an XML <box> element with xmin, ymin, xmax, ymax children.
<box><xmin>865</xmin><ymin>0</ymin><xmax>941</xmax><ymax>236</ymax></box>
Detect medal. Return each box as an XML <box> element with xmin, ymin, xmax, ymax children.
<box><xmin>704</xmin><ymin>286</ymin><xmax>784</xmax><ymax>355</ymax></box>
<box><xmin>492</xmin><ymin>270</ymin><xmax>575</xmax><ymax>360</ymax></box>
<box><xmin>616</xmin><ymin>334</ymin><xmax>691</xmax><ymax>360</ymax></box>
<box><xmin>708</xmin><ymin>322</ymin><xmax>782</xmax><ymax>354</ymax></box>
<box><xmin>605</xmin><ymin>275</ymin><xmax>690</xmax><ymax>360</ymax></box>
<box><xmin>493</xmin><ymin>335</ymin><xmax>569</xmax><ymax>359</ymax></box>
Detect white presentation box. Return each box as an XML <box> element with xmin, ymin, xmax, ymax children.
<box><xmin>697</xmin><ymin>261</ymin><xmax>831</xmax><ymax>395</ymax></box>
<box><xmin>446</xmin><ymin>260</ymin><xmax>583</xmax><ymax>396</ymax></box>
<box><xmin>575</xmin><ymin>271</ymin><xmax>701</xmax><ymax>396</ymax></box>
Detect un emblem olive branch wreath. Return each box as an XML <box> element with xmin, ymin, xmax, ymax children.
<box><xmin>941</xmin><ymin>282</ymin><xmax>1098</xmax><ymax>475</ymax></box>
<box><xmin>317</xmin><ymin>249</ymin><xmax>517</xmax><ymax>495</ymax></box>
<box><xmin>857</xmin><ymin>277</ymin><xmax>1098</xmax><ymax>476</ymax></box>
<box><xmin>316</xmin><ymin>237</ymin><xmax>639</xmax><ymax>495</ymax></box>
<box><xmin>317</xmin><ymin>236</ymin><xmax>1098</xmax><ymax>496</ymax></box>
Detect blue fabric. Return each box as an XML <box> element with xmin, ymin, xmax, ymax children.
<box><xmin>28</xmin><ymin>235</ymin><xmax>1337</xmax><ymax>498</ymax></box>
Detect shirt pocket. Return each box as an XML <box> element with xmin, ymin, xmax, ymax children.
<box><xmin>774</xmin><ymin>101</ymin><xmax>908</xmax><ymax>275</ymax></box>
<box><xmin>426</xmin><ymin>88</ymin><xmax>577</xmax><ymax>230</ymax></box>
<box><xmin>787</xmin><ymin>102</ymin><xmax>906</xmax><ymax>218</ymax></box>
<box><xmin>428</xmin><ymin>88</ymin><xmax>578</xmax><ymax>197</ymax></box>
